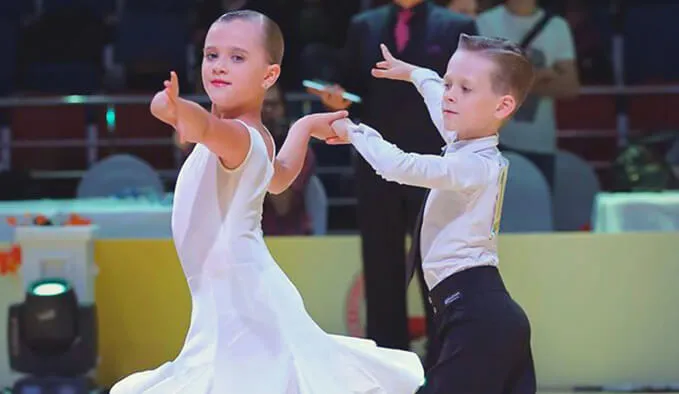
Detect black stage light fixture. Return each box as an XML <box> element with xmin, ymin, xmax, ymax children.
<box><xmin>7</xmin><ymin>278</ymin><xmax>98</xmax><ymax>393</ymax></box>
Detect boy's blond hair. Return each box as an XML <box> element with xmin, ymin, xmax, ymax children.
<box><xmin>457</xmin><ymin>34</ymin><xmax>535</xmax><ymax>110</ymax></box>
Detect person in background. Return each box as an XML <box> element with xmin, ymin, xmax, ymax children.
<box><xmin>308</xmin><ymin>0</ymin><xmax>477</xmax><ymax>368</ymax></box>
<box><xmin>476</xmin><ymin>0</ymin><xmax>580</xmax><ymax>192</ymax></box>
<box><xmin>262</xmin><ymin>84</ymin><xmax>316</xmax><ymax>235</ymax></box>
<box><xmin>447</xmin><ymin>0</ymin><xmax>478</xmax><ymax>17</ymax></box>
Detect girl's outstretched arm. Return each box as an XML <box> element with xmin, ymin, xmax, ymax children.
<box><xmin>268</xmin><ymin>110</ymin><xmax>347</xmax><ymax>194</ymax></box>
<box><xmin>151</xmin><ymin>71</ymin><xmax>251</xmax><ymax>170</ymax></box>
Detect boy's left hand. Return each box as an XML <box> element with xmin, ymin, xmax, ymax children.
<box><xmin>371</xmin><ymin>44</ymin><xmax>417</xmax><ymax>82</ymax></box>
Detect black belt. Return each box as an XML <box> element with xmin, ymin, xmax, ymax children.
<box><xmin>428</xmin><ymin>266</ymin><xmax>506</xmax><ymax>314</ymax></box>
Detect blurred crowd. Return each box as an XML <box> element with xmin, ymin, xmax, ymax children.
<box><xmin>1</xmin><ymin>0</ymin><xmax>679</xmax><ymax>237</ymax></box>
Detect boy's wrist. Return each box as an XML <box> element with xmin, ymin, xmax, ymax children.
<box><xmin>410</xmin><ymin>67</ymin><xmax>438</xmax><ymax>84</ymax></box>
<box><xmin>408</xmin><ymin>67</ymin><xmax>420</xmax><ymax>82</ymax></box>
<box><xmin>406</xmin><ymin>65</ymin><xmax>418</xmax><ymax>81</ymax></box>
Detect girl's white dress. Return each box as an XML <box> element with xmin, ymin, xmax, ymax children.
<box><xmin>110</xmin><ymin>120</ymin><xmax>425</xmax><ymax>394</ymax></box>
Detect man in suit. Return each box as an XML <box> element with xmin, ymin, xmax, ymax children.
<box><xmin>309</xmin><ymin>0</ymin><xmax>476</xmax><ymax>367</ymax></box>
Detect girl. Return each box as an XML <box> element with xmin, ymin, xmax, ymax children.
<box><xmin>110</xmin><ymin>10</ymin><xmax>424</xmax><ymax>394</ymax></box>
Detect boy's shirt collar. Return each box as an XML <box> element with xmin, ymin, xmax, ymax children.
<box><xmin>443</xmin><ymin>133</ymin><xmax>499</xmax><ymax>154</ymax></box>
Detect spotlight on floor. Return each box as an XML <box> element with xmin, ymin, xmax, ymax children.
<box><xmin>8</xmin><ymin>278</ymin><xmax>98</xmax><ymax>394</ymax></box>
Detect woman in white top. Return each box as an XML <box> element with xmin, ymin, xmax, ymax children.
<box><xmin>109</xmin><ymin>10</ymin><xmax>424</xmax><ymax>394</ymax></box>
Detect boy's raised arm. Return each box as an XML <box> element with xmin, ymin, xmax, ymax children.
<box><xmin>409</xmin><ymin>68</ymin><xmax>449</xmax><ymax>141</ymax></box>
<box><xmin>371</xmin><ymin>44</ymin><xmax>452</xmax><ymax>142</ymax></box>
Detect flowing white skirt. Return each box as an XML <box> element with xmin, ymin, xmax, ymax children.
<box><xmin>111</xmin><ymin>256</ymin><xmax>425</xmax><ymax>394</ymax></box>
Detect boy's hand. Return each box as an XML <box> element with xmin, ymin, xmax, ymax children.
<box><xmin>326</xmin><ymin>118</ymin><xmax>355</xmax><ymax>145</ymax></box>
<box><xmin>371</xmin><ymin>44</ymin><xmax>417</xmax><ymax>82</ymax></box>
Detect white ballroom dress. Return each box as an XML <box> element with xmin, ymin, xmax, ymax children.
<box><xmin>110</xmin><ymin>120</ymin><xmax>425</xmax><ymax>394</ymax></box>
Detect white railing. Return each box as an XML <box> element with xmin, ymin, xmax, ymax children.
<box><xmin>0</xmin><ymin>86</ymin><xmax>677</xmax><ymax>207</ymax></box>
<box><xmin>0</xmin><ymin>92</ymin><xmax>317</xmax><ymax>173</ymax></box>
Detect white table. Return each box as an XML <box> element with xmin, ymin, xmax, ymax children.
<box><xmin>0</xmin><ymin>196</ymin><xmax>173</xmax><ymax>242</ymax></box>
<box><xmin>593</xmin><ymin>191</ymin><xmax>679</xmax><ymax>233</ymax></box>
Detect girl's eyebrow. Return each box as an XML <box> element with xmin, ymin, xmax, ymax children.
<box><xmin>203</xmin><ymin>45</ymin><xmax>249</xmax><ymax>54</ymax></box>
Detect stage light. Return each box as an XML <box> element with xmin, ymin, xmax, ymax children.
<box><xmin>21</xmin><ymin>278</ymin><xmax>78</xmax><ymax>356</ymax></box>
<box><xmin>8</xmin><ymin>277</ymin><xmax>97</xmax><ymax>390</ymax></box>
<box><xmin>31</xmin><ymin>280</ymin><xmax>68</xmax><ymax>296</ymax></box>
<box><xmin>8</xmin><ymin>225</ymin><xmax>99</xmax><ymax>393</ymax></box>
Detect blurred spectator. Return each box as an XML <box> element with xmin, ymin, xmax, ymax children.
<box><xmin>446</xmin><ymin>0</ymin><xmax>478</xmax><ymax>17</ymax></box>
<box><xmin>114</xmin><ymin>0</ymin><xmax>192</xmax><ymax>92</ymax></box>
<box><xmin>563</xmin><ymin>0</ymin><xmax>612</xmax><ymax>84</ymax></box>
<box><xmin>262</xmin><ymin>85</ymin><xmax>316</xmax><ymax>236</ymax></box>
<box><xmin>477</xmin><ymin>0</ymin><xmax>580</xmax><ymax>192</ymax></box>
<box><xmin>18</xmin><ymin>0</ymin><xmax>108</xmax><ymax>93</ymax></box>
<box><xmin>308</xmin><ymin>0</ymin><xmax>477</xmax><ymax>368</ymax></box>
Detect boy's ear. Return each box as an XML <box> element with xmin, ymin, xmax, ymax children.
<box><xmin>263</xmin><ymin>64</ymin><xmax>281</xmax><ymax>89</ymax></box>
<box><xmin>494</xmin><ymin>95</ymin><xmax>517</xmax><ymax>120</ymax></box>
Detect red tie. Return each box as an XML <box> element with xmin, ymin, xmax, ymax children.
<box><xmin>395</xmin><ymin>9</ymin><xmax>413</xmax><ymax>53</ymax></box>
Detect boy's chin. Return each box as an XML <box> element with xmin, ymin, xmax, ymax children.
<box><xmin>443</xmin><ymin>120</ymin><xmax>460</xmax><ymax>131</ymax></box>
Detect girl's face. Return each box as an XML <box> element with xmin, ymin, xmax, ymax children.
<box><xmin>201</xmin><ymin>19</ymin><xmax>280</xmax><ymax>113</ymax></box>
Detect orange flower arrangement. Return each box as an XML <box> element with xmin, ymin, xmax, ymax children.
<box><xmin>0</xmin><ymin>213</ymin><xmax>93</xmax><ymax>276</ymax></box>
<box><xmin>5</xmin><ymin>213</ymin><xmax>91</xmax><ymax>227</ymax></box>
<box><xmin>0</xmin><ymin>245</ymin><xmax>20</xmax><ymax>276</ymax></box>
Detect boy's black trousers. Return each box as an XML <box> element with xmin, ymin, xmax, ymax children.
<box><xmin>417</xmin><ymin>266</ymin><xmax>537</xmax><ymax>394</ymax></box>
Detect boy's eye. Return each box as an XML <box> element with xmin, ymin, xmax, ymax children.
<box><xmin>444</xmin><ymin>82</ymin><xmax>452</xmax><ymax>89</ymax></box>
<box><xmin>232</xmin><ymin>55</ymin><xmax>245</xmax><ymax>62</ymax></box>
<box><xmin>205</xmin><ymin>53</ymin><xmax>217</xmax><ymax>60</ymax></box>
<box><xmin>462</xmin><ymin>86</ymin><xmax>471</xmax><ymax>92</ymax></box>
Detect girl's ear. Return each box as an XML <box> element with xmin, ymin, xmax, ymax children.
<box><xmin>263</xmin><ymin>64</ymin><xmax>281</xmax><ymax>89</ymax></box>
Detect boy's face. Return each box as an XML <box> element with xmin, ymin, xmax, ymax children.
<box><xmin>442</xmin><ymin>50</ymin><xmax>516</xmax><ymax>139</ymax></box>
<box><xmin>202</xmin><ymin>20</ymin><xmax>279</xmax><ymax>110</ymax></box>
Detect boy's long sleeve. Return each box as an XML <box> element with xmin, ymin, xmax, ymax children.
<box><xmin>410</xmin><ymin>68</ymin><xmax>456</xmax><ymax>143</ymax></box>
<box><xmin>348</xmin><ymin>123</ymin><xmax>488</xmax><ymax>191</ymax></box>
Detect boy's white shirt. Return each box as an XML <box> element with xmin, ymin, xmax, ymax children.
<box><xmin>347</xmin><ymin>68</ymin><xmax>509</xmax><ymax>290</ymax></box>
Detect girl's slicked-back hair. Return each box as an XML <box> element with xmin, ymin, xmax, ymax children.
<box><xmin>217</xmin><ymin>10</ymin><xmax>284</xmax><ymax>65</ymax></box>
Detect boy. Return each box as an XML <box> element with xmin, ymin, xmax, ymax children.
<box><xmin>328</xmin><ymin>34</ymin><xmax>536</xmax><ymax>393</ymax></box>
